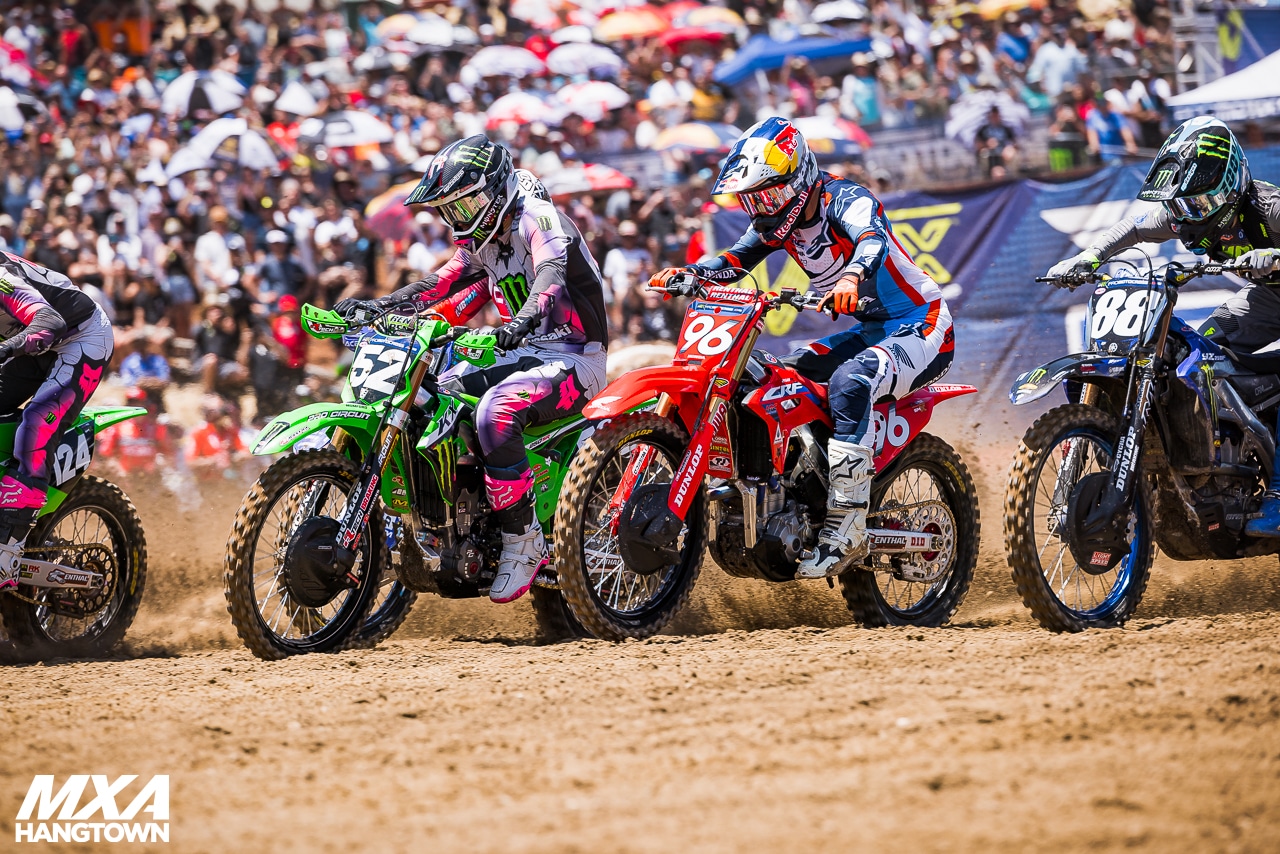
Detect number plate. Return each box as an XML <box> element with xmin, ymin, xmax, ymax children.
<box><xmin>1086</xmin><ymin>282</ymin><xmax>1166</xmax><ymax>352</ymax></box>
<box><xmin>676</xmin><ymin>301</ymin><xmax>752</xmax><ymax>361</ymax></box>
<box><xmin>348</xmin><ymin>333</ymin><xmax>417</xmax><ymax>402</ymax></box>
<box><xmin>52</xmin><ymin>420</ymin><xmax>94</xmax><ymax>487</ymax></box>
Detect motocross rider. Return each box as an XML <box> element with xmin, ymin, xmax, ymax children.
<box><xmin>0</xmin><ymin>252</ymin><xmax>114</xmax><ymax>590</ymax></box>
<box><xmin>653</xmin><ymin>117</ymin><xmax>954</xmax><ymax>578</ymax></box>
<box><xmin>1047</xmin><ymin>115</ymin><xmax>1280</xmax><ymax>537</ymax></box>
<box><xmin>335</xmin><ymin>135</ymin><xmax>609</xmax><ymax>603</ymax></box>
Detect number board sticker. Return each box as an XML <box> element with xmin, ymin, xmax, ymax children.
<box><xmin>348</xmin><ymin>334</ymin><xmax>416</xmax><ymax>401</ymax></box>
<box><xmin>51</xmin><ymin>419</ymin><xmax>94</xmax><ymax>487</ymax></box>
<box><xmin>1087</xmin><ymin>284</ymin><xmax>1166</xmax><ymax>351</ymax></box>
<box><xmin>677</xmin><ymin>301</ymin><xmax>753</xmax><ymax>360</ymax></box>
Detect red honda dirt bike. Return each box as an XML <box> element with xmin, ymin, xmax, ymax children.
<box><xmin>554</xmin><ymin>273</ymin><xmax>980</xmax><ymax>640</ymax></box>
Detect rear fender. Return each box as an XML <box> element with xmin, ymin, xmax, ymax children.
<box><xmin>1009</xmin><ymin>355</ymin><xmax>1128</xmax><ymax>406</ymax></box>
<box><xmin>83</xmin><ymin>406</ymin><xmax>148</xmax><ymax>433</ymax></box>
<box><xmin>581</xmin><ymin>365</ymin><xmax>708</xmax><ymax>433</ymax></box>
<box><xmin>872</xmin><ymin>384</ymin><xmax>977</xmax><ymax>471</ymax></box>
<box><xmin>253</xmin><ymin>401</ymin><xmax>381</xmax><ymax>456</ymax></box>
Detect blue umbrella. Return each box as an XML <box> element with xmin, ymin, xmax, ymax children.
<box><xmin>712</xmin><ymin>35</ymin><xmax>871</xmax><ymax>86</ymax></box>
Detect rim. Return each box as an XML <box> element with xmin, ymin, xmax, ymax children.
<box><xmin>364</xmin><ymin>516</ymin><xmax>409</xmax><ymax>634</ymax></box>
<box><xmin>251</xmin><ymin>472</ymin><xmax>370</xmax><ymax>643</ymax></box>
<box><xmin>1028</xmin><ymin>427</ymin><xmax>1141</xmax><ymax>618</ymax></box>
<box><xmin>866</xmin><ymin>462</ymin><xmax>958</xmax><ymax>616</ymax></box>
<box><xmin>579</xmin><ymin>435</ymin><xmax>689</xmax><ymax>617</ymax></box>
<box><xmin>30</xmin><ymin>503</ymin><xmax>128</xmax><ymax>644</ymax></box>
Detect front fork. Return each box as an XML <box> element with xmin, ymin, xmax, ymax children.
<box><xmin>1102</xmin><ymin>364</ymin><xmax>1156</xmax><ymax>518</ymax></box>
<box><xmin>331</xmin><ymin>362</ymin><xmax>428</xmax><ymax>581</ymax></box>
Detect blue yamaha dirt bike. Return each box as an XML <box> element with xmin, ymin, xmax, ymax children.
<box><xmin>223</xmin><ymin>303</ymin><xmax>589</xmax><ymax>659</ymax></box>
<box><xmin>0</xmin><ymin>406</ymin><xmax>149</xmax><ymax>659</ymax></box>
<box><xmin>1005</xmin><ymin>260</ymin><xmax>1280</xmax><ymax>630</ymax></box>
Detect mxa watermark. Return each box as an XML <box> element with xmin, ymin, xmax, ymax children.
<box><xmin>14</xmin><ymin>775</ymin><xmax>168</xmax><ymax>844</ymax></box>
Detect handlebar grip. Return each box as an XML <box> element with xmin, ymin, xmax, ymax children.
<box><xmin>1034</xmin><ymin>277</ymin><xmax>1054</xmax><ymax>283</ymax></box>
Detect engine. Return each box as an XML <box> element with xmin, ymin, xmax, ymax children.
<box><xmin>708</xmin><ymin>481</ymin><xmax>815</xmax><ymax>582</ymax></box>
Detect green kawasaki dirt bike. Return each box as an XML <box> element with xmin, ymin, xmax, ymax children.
<box><xmin>224</xmin><ymin>302</ymin><xmax>592</xmax><ymax>659</ymax></box>
<box><xmin>0</xmin><ymin>406</ymin><xmax>149</xmax><ymax>659</ymax></box>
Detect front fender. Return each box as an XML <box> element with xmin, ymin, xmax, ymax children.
<box><xmin>581</xmin><ymin>365</ymin><xmax>708</xmax><ymax>432</ymax></box>
<box><xmin>253</xmin><ymin>401</ymin><xmax>382</xmax><ymax>455</ymax></box>
<box><xmin>1009</xmin><ymin>354</ymin><xmax>1128</xmax><ymax>406</ymax></box>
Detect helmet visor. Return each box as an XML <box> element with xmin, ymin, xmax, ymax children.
<box><xmin>435</xmin><ymin>190</ymin><xmax>491</xmax><ymax>229</ymax></box>
<box><xmin>1165</xmin><ymin>187</ymin><xmax>1231</xmax><ymax>222</ymax></box>
<box><xmin>739</xmin><ymin>182</ymin><xmax>797</xmax><ymax>218</ymax></box>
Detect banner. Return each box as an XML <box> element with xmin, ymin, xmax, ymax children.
<box><xmin>707</xmin><ymin>144</ymin><xmax>1280</xmax><ymax>430</ymax></box>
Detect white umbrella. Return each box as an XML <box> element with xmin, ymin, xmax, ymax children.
<box><xmin>0</xmin><ymin>86</ymin><xmax>41</xmax><ymax>131</ymax></box>
<box><xmin>464</xmin><ymin>46</ymin><xmax>546</xmax><ymax>79</ymax></box>
<box><xmin>552</xmin><ymin>25</ymin><xmax>594</xmax><ymax>44</ymax></box>
<box><xmin>167</xmin><ymin>119</ymin><xmax>281</xmax><ymax>177</ymax></box>
<box><xmin>273</xmin><ymin>81</ymin><xmax>319</xmax><ymax>117</ymax></box>
<box><xmin>546</xmin><ymin>42</ymin><xmax>623</xmax><ymax>77</ymax></box>
<box><xmin>556</xmin><ymin>80</ymin><xmax>630</xmax><ymax>120</ymax></box>
<box><xmin>811</xmin><ymin>0</ymin><xmax>868</xmax><ymax>22</ymax></box>
<box><xmin>944</xmin><ymin>90</ymin><xmax>1029</xmax><ymax>147</ymax></box>
<box><xmin>137</xmin><ymin>159</ymin><xmax>169</xmax><ymax>185</ymax></box>
<box><xmin>160</xmin><ymin>70</ymin><xmax>245</xmax><ymax>117</ymax></box>
<box><xmin>405</xmin><ymin>15</ymin><xmax>453</xmax><ymax>46</ymax></box>
<box><xmin>485</xmin><ymin>92</ymin><xmax>563</xmax><ymax>129</ymax></box>
<box><xmin>298</xmin><ymin>111</ymin><xmax>395</xmax><ymax>148</ymax></box>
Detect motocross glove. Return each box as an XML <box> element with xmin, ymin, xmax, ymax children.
<box><xmin>1234</xmin><ymin>248</ymin><xmax>1280</xmax><ymax>278</ymax></box>
<box><xmin>495</xmin><ymin>315</ymin><xmax>537</xmax><ymax>350</ymax></box>
<box><xmin>817</xmin><ymin>272</ymin><xmax>863</xmax><ymax>317</ymax></box>
<box><xmin>1046</xmin><ymin>251</ymin><xmax>1100</xmax><ymax>285</ymax></box>
<box><xmin>649</xmin><ymin>266</ymin><xmax>696</xmax><ymax>295</ymax></box>
<box><xmin>333</xmin><ymin>298</ymin><xmax>379</xmax><ymax>320</ymax></box>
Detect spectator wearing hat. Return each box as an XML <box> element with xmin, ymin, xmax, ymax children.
<box><xmin>259</xmin><ymin>229</ymin><xmax>308</xmax><ymax>308</ymax></box>
<box><xmin>841</xmin><ymin>53</ymin><xmax>882</xmax><ymax>128</ymax></box>
<box><xmin>194</xmin><ymin>206</ymin><xmax>232</xmax><ymax>299</ymax></box>
<box><xmin>0</xmin><ymin>214</ymin><xmax>21</xmax><ymax>255</ymax></box>
<box><xmin>975</xmin><ymin>105</ymin><xmax>1020</xmax><ymax>179</ymax></box>
<box><xmin>602</xmin><ymin>220</ymin><xmax>652</xmax><ymax>333</ymax></box>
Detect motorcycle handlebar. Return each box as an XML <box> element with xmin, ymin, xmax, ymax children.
<box><xmin>1038</xmin><ymin>259</ymin><xmax>1243</xmax><ymax>289</ymax></box>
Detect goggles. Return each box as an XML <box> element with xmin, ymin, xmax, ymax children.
<box><xmin>1165</xmin><ymin>187</ymin><xmax>1231</xmax><ymax>222</ymax></box>
<box><xmin>436</xmin><ymin>190</ymin><xmax>491</xmax><ymax>229</ymax></box>
<box><xmin>739</xmin><ymin>182</ymin><xmax>797</xmax><ymax>218</ymax></box>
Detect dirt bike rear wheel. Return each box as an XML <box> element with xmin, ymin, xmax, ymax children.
<box><xmin>555</xmin><ymin>413</ymin><xmax>705</xmax><ymax>641</ymax></box>
<box><xmin>224</xmin><ymin>450</ymin><xmax>385</xmax><ymax>660</ymax></box>
<box><xmin>530</xmin><ymin>583</ymin><xmax>589</xmax><ymax>641</ymax></box>
<box><xmin>1004</xmin><ymin>404</ymin><xmax>1154</xmax><ymax>631</ymax></box>
<box><xmin>840</xmin><ymin>433</ymin><xmax>978</xmax><ymax>627</ymax></box>
<box><xmin>0</xmin><ymin>476</ymin><xmax>147</xmax><ymax>660</ymax></box>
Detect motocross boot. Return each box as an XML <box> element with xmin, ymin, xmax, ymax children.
<box><xmin>796</xmin><ymin>439</ymin><xmax>873</xmax><ymax>579</ymax></box>
<box><xmin>0</xmin><ymin>472</ymin><xmax>47</xmax><ymax>591</ymax></box>
<box><xmin>1246</xmin><ymin>461</ymin><xmax>1280</xmax><ymax>538</ymax></box>
<box><xmin>489</xmin><ymin>495</ymin><xmax>548</xmax><ymax>604</ymax></box>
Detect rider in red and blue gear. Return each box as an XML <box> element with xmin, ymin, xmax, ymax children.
<box><xmin>655</xmin><ymin>117</ymin><xmax>954</xmax><ymax>579</ymax></box>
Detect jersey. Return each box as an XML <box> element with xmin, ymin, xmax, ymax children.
<box><xmin>0</xmin><ymin>251</ymin><xmax>98</xmax><ymax>355</ymax></box>
<box><xmin>695</xmin><ymin>175</ymin><xmax>949</xmax><ymax>339</ymax></box>
<box><xmin>389</xmin><ymin>178</ymin><xmax>609</xmax><ymax>348</ymax></box>
<box><xmin>1089</xmin><ymin>180</ymin><xmax>1280</xmax><ymax>271</ymax></box>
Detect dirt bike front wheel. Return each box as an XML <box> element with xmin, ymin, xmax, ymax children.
<box><xmin>0</xmin><ymin>476</ymin><xmax>147</xmax><ymax>661</ymax></box>
<box><xmin>840</xmin><ymin>433</ymin><xmax>979</xmax><ymax>627</ymax></box>
<box><xmin>224</xmin><ymin>450</ymin><xmax>386</xmax><ymax>660</ymax></box>
<box><xmin>555</xmin><ymin>413</ymin><xmax>705</xmax><ymax>641</ymax></box>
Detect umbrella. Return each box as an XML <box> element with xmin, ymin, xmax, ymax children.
<box><xmin>594</xmin><ymin>8</ymin><xmax>668</xmax><ymax>41</ymax></box>
<box><xmin>0</xmin><ymin>86</ymin><xmax>45</xmax><ymax>131</ymax></box>
<box><xmin>546</xmin><ymin>42</ymin><xmax>624</xmax><ymax>76</ymax></box>
<box><xmin>944</xmin><ymin>89</ymin><xmax>1029</xmax><ymax>147</ymax></box>
<box><xmin>556</xmin><ymin>81</ymin><xmax>631</xmax><ymax>120</ymax></box>
<box><xmin>713</xmin><ymin>35</ymin><xmax>871</xmax><ymax>85</ymax></box>
<box><xmin>485</xmin><ymin>92</ymin><xmax>563</xmax><ymax>129</ymax></box>
<box><xmin>977</xmin><ymin>0</ymin><xmax>1046</xmax><ymax>20</ymax></box>
<box><xmin>791</xmin><ymin>115</ymin><xmax>873</xmax><ymax>148</ymax></box>
<box><xmin>273</xmin><ymin>81</ymin><xmax>320</xmax><ymax>117</ymax></box>
<box><xmin>375</xmin><ymin>13</ymin><xmax>423</xmax><ymax>41</ymax></box>
<box><xmin>405</xmin><ymin>15</ymin><xmax>454</xmax><ymax>47</ymax></box>
<box><xmin>658</xmin><ymin>27</ymin><xmax>729</xmax><ymax>51</ymax></box>
<box><xmin>364</xmin><ymin>180</ymin><xmax>421</xmax><ymax>243</ymax></box>
<box><xmin>680</xmin><ymin>7</ymin><xmax>746</xmax><ymax>29</ymax></box>
<box><xmin>464</xmin><ymin>45</ymin><xmax>546</xmax><ymax>79</ymax></box>
<box><xmin>811</xmin><ymin>0</ymin><xmax>869</xmax><ymax>23</ymax></box>
<box><xmin>161</xmin><ymin>70</ymin><xmax>245</xmax><ymax>117</ymax></box>
<box><xmin>298</xmin><ymin>111</ymin><xmax>395</xmax><ymax>148</ymax></box>
<box><xmin>353</xmin><ymin>47</ymin><xmax>412</xmax><ymax>73</ymax></box>
<box><xmin>650</xmin><ymin>122</ymin><xmax>742</xmax><ymax>151</ymax></box>
<box><xmin>0</xmin><ymin>40</ymin><xmax>33</xmax><ymax>88</ymax></box>
<box><xmin>543</xmin><ymin>163</ymin><xmax>634</xmax><ymax>197</ymax></box>
<box><xmin>167</xmin><ymin>118</ymin><xmax>282</xmax><ymax>177</ymax></box>
<box><xmin>510</xmin><ymin>0</ymin><xmax>562</xmax><ymax>30</ymax></box>
<box><xmin>552</xmin><ymin>25</ymin><xmax>594</xmax><ymax>44</ymax></box>
<box><xmin>662</xmin><ymin>1</ymin><xmax>703</xmax><ymax>22</ymax></box>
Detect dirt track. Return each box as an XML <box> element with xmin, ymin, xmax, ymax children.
<box><xmin>2</xmin><ymin>419</ymin><xmax>1280</xmax><ymax>852</ymax></box>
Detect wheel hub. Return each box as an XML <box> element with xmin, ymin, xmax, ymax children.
<box><xmin>1063</xmin><ymin>472</ymin><xmax>1130</xmax><ymax>574</ymax></box>
<box><xmin>616</xmin><ymin>483</ymin><xmax>683</xmax><ymax>576</ymax></box>
<box><xmin>283</xmin><ymin>517</ymin><xmax>354</xmax><ymax>607</ymax></box>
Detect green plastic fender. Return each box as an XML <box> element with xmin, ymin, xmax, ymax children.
<box><xmin>83</xmin><ymin>406</ymin><xmax>148</xmax><ymax>433</ymax></box>
<box><xmin>252</xmin><ymin>401</ymin><xmax>382</xmax><ymax>455</ymax></box>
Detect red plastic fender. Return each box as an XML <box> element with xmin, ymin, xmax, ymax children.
<box><xmin>871</xmin><ymin>384</ymin><xmax>977</xmax><ymax>470</ymax></box>
<box><xmin>580</xmin><ymin>364</ymin><xmax>710</xmax><ymax>434</ymax></box>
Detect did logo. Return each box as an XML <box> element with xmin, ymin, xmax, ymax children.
<box><xmin>14</xmin><ymin>775</ymin><xmax>169</xmax><ymax>844</ymax></box>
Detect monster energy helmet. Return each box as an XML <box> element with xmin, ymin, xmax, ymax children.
<box><xmin>1138</xmin><ymin>116</ymin><xmax>1250</xmax><ymax>225</ymax></box>
<box><xmin>405</xmin><ymin>135</ymin><xmax>517</xmax><ymax>252</ymax></box>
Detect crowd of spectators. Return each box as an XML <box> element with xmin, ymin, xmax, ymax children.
<box><xmin>0</xmin><ymin>0</ymin><xmax>1196</xmax><ymax>481</ymax></box>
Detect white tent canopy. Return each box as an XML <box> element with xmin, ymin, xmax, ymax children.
<box><xmin>1168</xmin><ymin>52</ymin><xmax>1280</xmax><ymax>123</ymax></box>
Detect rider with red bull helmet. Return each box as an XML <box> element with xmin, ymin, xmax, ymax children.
<box><xmin>336</xmin><ymin>136</ymin><xmax>609</xmax><ymax>604</ymax></box>
<box><xmin>652</xmin><ymin>117</ymin><xmax>955</xmax><ymax>579</ymax></box>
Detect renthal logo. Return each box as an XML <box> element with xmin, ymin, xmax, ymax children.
<box><xmin>705</xmin><ymin>286</ymin><xmax>756</xmax><ymax>304</ymax></box>
<box><xmin>762</xmin><ymin>382</ymin><xmax>806</xmax><ymax>401</ymax></box>
<box><xmin>673</xmin><ymin>443</ymin><xmax>704</xmax><ymax>507</ymax></box>
<box><xmin>15</xmin><ymin>775</ymin><xmax>169</xmax><ymax>844</ymax></box>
